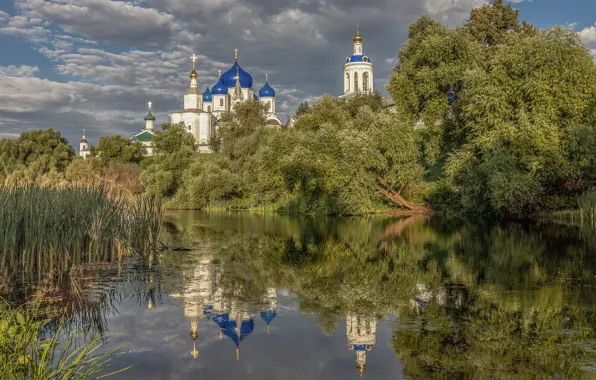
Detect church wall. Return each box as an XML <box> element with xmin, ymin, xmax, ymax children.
<box><xmin>184</xmin><ymin>94</ymin><xmax>198</xmax><ymax>110</ymax></box>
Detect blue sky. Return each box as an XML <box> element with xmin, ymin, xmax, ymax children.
<box><xmin>0</xmin><ymin>0</ymin><xmax>594</xmax><ymax>146</ymax></box>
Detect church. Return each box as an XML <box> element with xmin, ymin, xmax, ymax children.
<box><xmin>81</xmin><ymin>27</ymin><xmax>374</xmax><ymax>157</ymax></box>
<box><xmin>131</xmin><ymin>49</ymin><xmax>283</xmax><ymax>154</ymax></box>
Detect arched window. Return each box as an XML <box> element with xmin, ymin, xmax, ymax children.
<box><xmin>220</xmin><ymin>99</ymin><xmax>224</xmax><ymax>107</ymax></box>
<box><xmin>187</xmin><ymin>125</ymin><xmax>191</xmax><ymax>131</ymax></box>
<box><xmin>363</xmin><ymin>72</ymin><xmax>369</xmax><ymax>93</ymax></box>
<box><xmin>268</xmin><ymin>101</ymin><xmax>271</xmax><ymax>111</ymax></box>
<box><xmin>346</xmin><ymin>73</ymin><xmax>350</xmax><ymax>93</ymax></box>
<box><xmin>208</xmin><ymin>106</ymin><xmax>211</xmax><ymax>112</ymax></box>
<box><xmin>354</xmin><ymin>72</ymin><xmax>359</xmax><ymax>92</ymax></box>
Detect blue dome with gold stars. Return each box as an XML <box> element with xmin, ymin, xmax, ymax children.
<box><xmin>222</xmin><ymin>61</ymin><xmax>253</xmax><ymax>89</ymax></box>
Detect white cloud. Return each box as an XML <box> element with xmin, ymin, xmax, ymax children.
<box><xmin>578</xmin><ymin>23</ymin><xmax>596</xmax><ymax>59</ymax></box>
<box><xmin>0</xmin><ymin>10</ymin><xmax>9</xmax><ymax>22</ymax></box>
<box><xmin>1</xmin><ymin>0</ymin><xmax>502</xmax><ymax>145</ymax></box>
<box><xmin>0</xmin><ymin>64</ymin><xmax>40</xmax><ymax>77</ymax></box>
<box><xmin>15</xmin><ymin>0</ymin><xmax>176</xmax><ymax>47</ymax></box>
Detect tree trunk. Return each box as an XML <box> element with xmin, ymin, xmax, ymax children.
<box><xmin>377</xmin><ymin>177</ymin><xmax>417</xmax><ymax>210</ymax></box>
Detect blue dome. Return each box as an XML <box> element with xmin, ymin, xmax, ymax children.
<box><xmin>202</xmin><ymin>87</ymin><xmax>212</xmax><ymax>102</ymax></box>
<box><xmin>259</xmin><ymin>82</ymin><xmax>275</xmax><ymax>98</ymax></box>
<box><xmin>253</xmin><ymin>94</ymin><xmax>259</xmax><ymax>101</ymax></box>
<box><xmin>347</xmin><ymin>55</ymin><xmax>371</xmax><ymax>63</ymax></box>
<box><xmin>222</xmin><ymin>319</ymin><xmax>254</xmax><ymax>346</ymax></box>
<box><xmin>212</xmin><ymin>77</ymin><xmax>227</xmax><ymax>95</ymax></box>
<box><xmin>213</xmin><ymin>313</ymin><xmax>230</xmax><ymax>329</ymax></box>
<box><xmin>260</xmin><ymin>311</ymin><xmax>277</xmax><ymax>325</ymax></box>
<box><xmin>222</xmin><ymin>61</ymin><xmax>253</xmax><ymax>89</ymax></box>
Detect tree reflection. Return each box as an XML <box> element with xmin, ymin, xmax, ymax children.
<box><xmin>163</xmin><ymin>213</ymin><xmax>596</xmax><ymax>378</ymax></box>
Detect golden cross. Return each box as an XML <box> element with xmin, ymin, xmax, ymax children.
<box><xmin>190</xmin><ymin>54</ymin><xmax>198</xmax><ymax>69</ymax></box>
<box><xmin>265</xmin><ymin>73</ymin><xmax>268</xmax><ymax>82</ymax></box>
<box><xmin>234</xmin><ymin>48</ymin><xmax>239</xmax><ymax>61</ymax></box>
<box><xmin>148</xmin><ymin>101</ymin><xmax>152</xmax><ymax>110</ymax></box>
<box><xmin>218</xmin><ymin>69</ymin><xmax>222</xmax><ymax>77</ymax></box>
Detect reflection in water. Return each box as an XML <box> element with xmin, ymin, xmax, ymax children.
<box><xmin>3</xmin><ymin>212</ymin><xmax>596</xmax><ymax>379</ymax></box>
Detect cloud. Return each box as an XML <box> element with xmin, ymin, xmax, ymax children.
<box><xmin>1</xmin><ymin>0</ymin><xmax>499</xmax><ymax>146</ymax></box>
<box><xmin>578</xmin><ymin>24</ymin><xmax>596</xmax><ymax>59</ymax></box>
<box><xmin>14</xmin><ymin>0</ymin><xmax>176</xmax><ymax>47</ymax></box>
<box><xmin>0</xmin><ymin>64</ymin><xmax>40</xmax><ymax>77</ymax></box>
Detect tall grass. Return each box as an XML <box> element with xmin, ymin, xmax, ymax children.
<box><xmin>577</xmin><ymin>188</ymin><xmax>596</xmax><ymax>226</ymax></box>
<box><xmin>0</xmin><ymin>298</ymin><xmax>129</xmax><ymax>379</ymax></box>
<box><xmin>0</xmin><ymin>185</ymin><xmax>162</xmax><ymax>280</ymax></box>
<box><xmin>548</xmin><ymin>188</ymin><xmax>596</xmax><ymax>229</ymax></box>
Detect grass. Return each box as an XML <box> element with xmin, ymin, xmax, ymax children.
<box><xmin>0</xmin><ymin>185</ymin><xmax>163</xmax><ymax>281</ymax></box>
<box><xmin>0</xmin><ymin>298</ymin><xmax>129</xmax><ymax>379</ymax></box>
<box><xmin>547</xmin><ymin>188</ymin><xmax>596</xmax><ymax>228</ymax></box>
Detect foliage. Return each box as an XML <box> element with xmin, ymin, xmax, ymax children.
<box><xmin>217</xmin><ymin>100</ymin><xmax>268</xmax><ymax>161</ymax></box>
<box><xmin>388</xmin><ymin>2</ymin><xmax>596</xmax><ymax>217</ymax></box>
<box><xmin>295</xmin><ymin>101</ymin><xmax>311</xmax><ymax>117</ymax></box>
<box><xmin>170</xmin><ymin>154</ymin><xmax>243</xmax><ymax>209</ymax></box>
<box><xmin>141</xmin><ymin>148</ymin><xmax>194</xmax><ymax>198</ymax></box>
<box><xmin>91</xmin><ymin>135</ymin><xmax>145</xmax><ymax>167</ymax></box>
<box><xmin>0</xmin><ymin>299</ymin><xmax>129</xmax><ymax>379</ymax></box>
<box><xmin>153</xmin><ymin>122</ymin><xmax>195</xmax><ymax>155</ymax></box>
<box><xmin>0</xmin><ymin>129</ymin><xmax>75</xmax><ymax>182</ymax></box>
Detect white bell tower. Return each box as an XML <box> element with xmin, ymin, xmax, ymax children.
<box><xmin>343</xmin><ymin>25</ymin><xmax>374</xmax><ymax>97</ymax></box>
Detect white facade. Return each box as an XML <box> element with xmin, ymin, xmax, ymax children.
<box><xmin>79</xmin><ymin>129</ymin><xmax>90</xmax><ymax>159</ymax></box>
<box><xmin>342</xmin><ymin>27</ymin><xmax>374</xmax><ymax>97</ymax></box>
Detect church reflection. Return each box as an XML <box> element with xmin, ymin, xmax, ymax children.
<box><xmin>161</xmin><ymin>253</ymin><xmax>380</xmax><ymax>376</ymax></box>
<box><xmin>166</xmin><ymin>254</ymin><xmax>276</xmax><ymax>361</ymax></box>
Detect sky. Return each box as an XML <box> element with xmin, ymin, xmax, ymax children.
<box><xmin>0</xmin><ymin>0</ymin><xmax>595</xmax><ymax>146</ymax></box>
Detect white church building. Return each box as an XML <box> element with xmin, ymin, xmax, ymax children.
<box><xmin>168</xmin><ymin>50</ymin><xmax>282</xmax><ymax>153</ymax></box>
<box><xmin>79</xmin><ymin>27</ymin><xmax>376</xmax><ymax>157</ymax></box>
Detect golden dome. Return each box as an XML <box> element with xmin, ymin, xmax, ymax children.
<box><xmin>353</xmin><ymin>24</ymin><xmax>363</xmax><ymax>43</ymax></box>
<box><xmin>190</xmin><ymin>69</ymin><xmax>198</xmax><ymax>79</ymax></box>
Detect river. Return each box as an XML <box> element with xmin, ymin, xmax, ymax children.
<box><xmin>7</xmin><ymin>212</ymin><xmax>596</xmax><ymax>379</ymax></box>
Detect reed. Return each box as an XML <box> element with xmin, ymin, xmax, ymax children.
<box><xmin>0</xmin><ymin>298</ymin><xmax>129</xmax><ymax>379</ymax></box>
<box><xmin>0</xmin><ymin>185</ymin><xmax>162</xmax><ymax>280</ymax></box>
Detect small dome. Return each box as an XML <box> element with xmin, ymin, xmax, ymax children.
<box><xmin>203</xmin><ymin>87</ymin><xmax>212</xmax><ymax>102</ymax></box>
<box><xmin>260</xmin><ymin>311</ymin><xmax>277</xmax><ymax>325</ymax></box>
<box><xmin>353</xmin><ymin>29</ymin><xmax>363</xmax><ymax>43</ymax></box>
<box><xmin>253</xmin><ymin>94</ymin><xmax>259</xmax><ymax>101</ymax></box>
<box><xmin>212</xmin><ymin>77</ymin><xmax>228</xmax><ymax>95</ymax></box>
<box><xmin>80</xmin><ymin>138</ymin><xmax>88</xmax><ymax>144</ymax></box>
<box><xmin>259</xmin><ymin>82</ymin><xmax>275</xmax><ymax>98</ymax></box>
<box><xmin>222</xmin><ymin>61</ymin><xmax>253</xmax><ymax>89</ymax></box>
<box><xmin>144</xmin><ymin>110</ymin><xmax>156</xmax><ymax>121</ymax></box>
<box><xmin>190</xmin><ymin>69</ymin><xmax>198</xmax><ymax>79</ymax></box>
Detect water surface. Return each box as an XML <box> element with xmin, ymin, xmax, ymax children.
<box><xmin>7</xmin><ymin>212</ymin><xmax>596</xmax><ymax>379</ymax></box>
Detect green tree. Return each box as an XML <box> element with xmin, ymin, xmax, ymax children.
<box><xmin>217</xmin><ymin>100</ymin><xmax>268</xmax><ymax>160</ymax></box>
<box><xmin>465</xmin><ymin>0</ymin><xmax>536</xmax><ymax>47</ymax></box>
<box><xmin>0</xmin><ymin>129</ymin><xmax>75</xmax><ymax>180</ymax></box>
<box><xmin>153</xmin><ymin>122</ymin><xmax>195</xmax><ymax>155</ymax></box>
<box><xmin>295</xmin><ymin>101</ymin><xmax>311</xmax><ymax>117</ymax></box>
<box><xmin>92</xmin><ymin>135</ymin><xmax>145</xmax><ymax>167</ymax></box>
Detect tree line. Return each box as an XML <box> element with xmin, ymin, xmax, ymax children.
<box><xmin>1</xmin><ymin>0</ymin><xmax>595</xmax><ymax>217</ymax></box>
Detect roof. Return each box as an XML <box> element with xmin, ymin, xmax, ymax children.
<box><xmin>185</xmin><ymin>87</ymin><xmax>201</xmax><ymax>95</ymax></box>
<box><xmin>144</xmin><ymin>110</ymin><xmax>156</xmax><ymax>121</ymax></box>
<box><xmin>134</xmin><ymin>130</ymin><xmax>154</xmax><ymax>142</ymax></box>
<box><xmin>203</xmin><ymin>87</ymin><xmax>212</xmax><ymax>102</ymax></box>
<box><xmin>212</xmin><ymin>77</ymin><xmax>228</xmax><ymax>95</ymax></box>
<box><xmin>259</xmin><ymin>82</ymin><xmax>275</xmax><ymax>97</ymax></box>
<box><xmin>170</xmin><ymin>108</ymin><xmax>204</xmax><ymax>114</ymax></box>
<box><xmin>222</xmin><ymin>61</ymin><xmax>253</xmax><ymax>89</ymax></box>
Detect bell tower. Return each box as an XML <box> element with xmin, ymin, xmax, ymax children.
<box><xmin>343</xmin><ymin>25</ymin><xmax>374</xmax><ymax>97</ymax></box>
